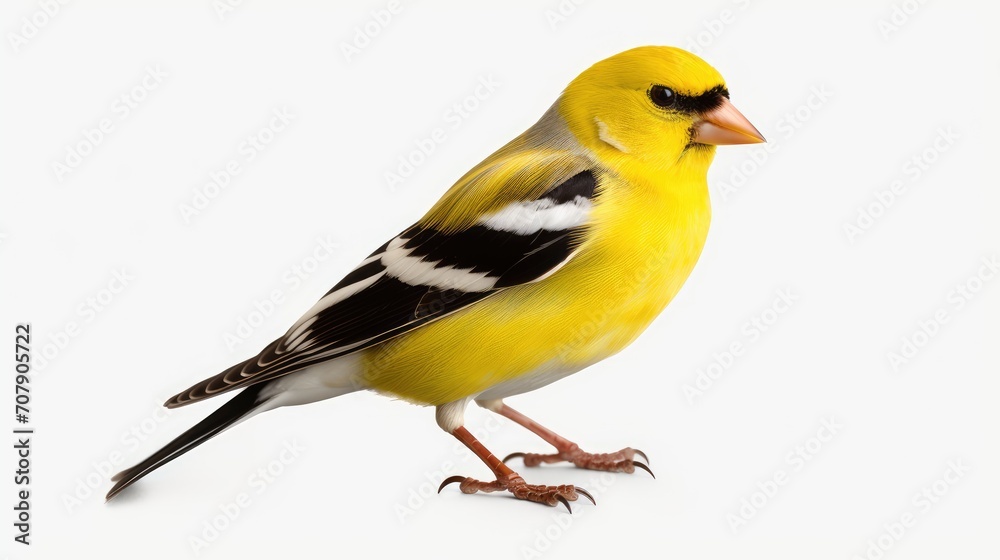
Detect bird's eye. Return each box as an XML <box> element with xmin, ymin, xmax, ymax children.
<box><xmin>648</xmin><ymin>85</ymin><xmax>675</xmax><ymax>108</ymax></box>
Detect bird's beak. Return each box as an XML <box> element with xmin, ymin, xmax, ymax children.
<box><xmin>692</xmin><ymin>98</ymin><xmax>766</xmax><ymax>145</ymax></box>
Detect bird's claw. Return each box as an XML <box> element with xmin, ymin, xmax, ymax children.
<box><xmin>504</xmin><ymin>446</ymin><xmax>654</xmax><ymax>476</ymax></box>
<box><xmin>437</xmin><ymin>475</ymin><xmax>468</xmax><ymax>494</ymax></box>
<box><xmin>633</xmin><ymin>448</ymin><xmax>650</xmax><ymax>464</ymax></box>
<box><xmin>438</xmin><ymin>474</ymin><xmax>593</xmax><ymax>512</ymax></box>
<box><xmin>575</xmin><ymin>486</ymin><xmax>596</xmax><ymax>505</ymax></box>
<box><xmin>556</xmin><ymin>495</ymin><xmax>572</xmax><ymax>513</ymax></box>
<box><xmin>633</xmin><ymin>460</ymin><xmax>655</xmax><ymax>478</ymax></box>
<box><xmin>502</xmin><ymin>451</ymin><xmax>525</xmax><ymax>464</ymax></box>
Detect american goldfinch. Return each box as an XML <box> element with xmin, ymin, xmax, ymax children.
<box><xmin>107</xmin><ymin>46</ymin><xmax>764</xmax><ymax>510</ymax></box>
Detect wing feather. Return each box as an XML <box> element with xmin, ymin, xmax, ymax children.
<box><xmin>165</xmin><ymin>155</ymin><xmax>598</xmax><ymax>408</ymax></box>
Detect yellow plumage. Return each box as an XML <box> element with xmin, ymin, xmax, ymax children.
<box><xmin>363</xmin><ymin>46</ymin><xmax>721</xmax><ymax>405</ymax></box>
<box><xmin>107</xmin><ymin>45</ymin><xmax>764</xmax><ymax>507</ymax></box>
<box><xmin>363</xmin><ymin>150</ymin><xmax>712</xmax><ymax>405</ymax></box>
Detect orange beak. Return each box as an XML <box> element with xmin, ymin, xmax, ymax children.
<box><xmin>692</xmin><ymin>97</ymin><xmax>765</xmax><ymax>145</ymax></box>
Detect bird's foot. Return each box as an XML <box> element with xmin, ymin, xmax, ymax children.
<box><xmin>504</xmin><ymin>446</ymin><xmax>654</xmax><ymax>477</ymax></box>
<box><xmin>438</xmin><ymin>472</ymin><xmax>594</xmax><ymax>512</ymax></box>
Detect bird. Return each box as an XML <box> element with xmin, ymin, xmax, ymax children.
<box><xmin>106</xmin><ymin>45</ymin><xmax>764</xmax><ymax>511</ymax></box>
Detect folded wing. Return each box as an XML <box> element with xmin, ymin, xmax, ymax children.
<box><xmin>165</xmin><ymin>155</ymin><xmax>598</xmax><ymax>408</ymax></box>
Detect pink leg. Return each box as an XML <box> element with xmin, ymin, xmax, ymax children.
<box><xmin>496</xmin><ymin>404</ymin><xmax>654</xmax><ymax>477</ymax></box>
<box><xmin>438</xmin><ymin>426</ymin><xmax>595</xmax><ymax>512</ymax></box>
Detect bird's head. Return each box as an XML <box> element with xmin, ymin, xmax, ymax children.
<box><xmin>559</xmin><ymin>46</ymin><xmax>764</xmax><ymax>175</ymax></box>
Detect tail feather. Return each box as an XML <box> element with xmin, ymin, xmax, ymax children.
<box><xmin>106</xmin><ymin>385</ymin><xmax>268</xmax><ymax>501</ymax></box>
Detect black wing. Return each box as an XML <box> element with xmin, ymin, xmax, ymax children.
<box><xmin>165</xmin><ymin>170</ymin><xmax>598</xmax><ymax>407</ymax></box>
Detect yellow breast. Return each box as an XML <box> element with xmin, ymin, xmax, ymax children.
<box><xmin>361</xmin><ymin>168</ymin><xmax>711</xmax><ymax>406</ymax></box>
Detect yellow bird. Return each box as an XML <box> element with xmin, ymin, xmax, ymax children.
<box><xmin>107</xmin><ymin>45</ymin><xmax>764</xmax><ymax>510</ymax></box>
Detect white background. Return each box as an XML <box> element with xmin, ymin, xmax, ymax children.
<box><xmin>2</xmin><ymin>1</ymin><xmax>998</xmax><ymax>559</ymax></box>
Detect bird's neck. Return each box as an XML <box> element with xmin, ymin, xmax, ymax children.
<box><xmin>593</xmin><ymin>140</ymin><xmax>716</xmax><ymax>190</ymax></box>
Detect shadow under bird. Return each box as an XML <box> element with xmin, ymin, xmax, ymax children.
<box><xmin>107</xmin><ymin>45</ymin><xmax>764</xmax><ymax>511</ymax></box>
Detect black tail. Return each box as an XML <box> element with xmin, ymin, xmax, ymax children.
<box><xmin>106</xmin><ymin>385</ymin><xmax>269</xmax><ymax>501</ymax></box>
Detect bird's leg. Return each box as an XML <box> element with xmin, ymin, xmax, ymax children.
<box><xmin>438</xmin><ymin>426</ymin><xmax>594</xmax><ymax>512</ymax></box>
<box><xmin>435</xmin><ymin>401</ymin><xmax>593</xmax><ymax>511</ymax></box>
<box><xmin>480</xmin><ymin>400</ymin><xmax>654</xmax><ymax>477</ymax></box>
